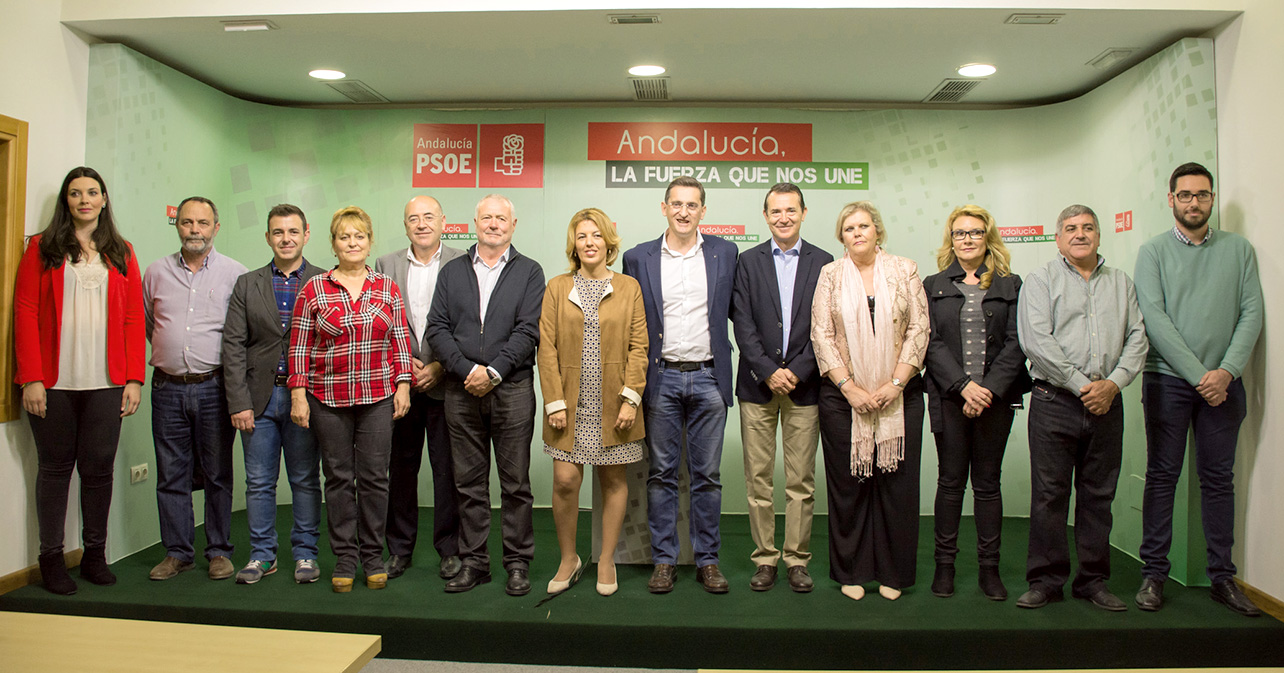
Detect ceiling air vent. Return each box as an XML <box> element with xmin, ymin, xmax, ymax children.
<box><xmin>324</xmin><ymin>80</ymin><xmax>389</xmax><ymax>104</ymax></box>
<box><xmin>1005</xmin><ymin>13</ymin><xmax>1063</xmax><ymax>25</ymax></box>
<box><xmin>924</xmin><ymin>79</ymin><xmax>981</xmax><ymax>103</ymax></box>
<box><xmin>631</xmin><ymin>77</ymin><xmax>671</xmax><ymax>101</ymax></box>
<box><xmin>1087</xmin><ymin>48</ymin><xmax>1137</xmax><ymax>71</ymax></box>
<box><xmin>609</xmin><ymin>14</ymin><xmax>661</xmax><ymax>25</ymax></box>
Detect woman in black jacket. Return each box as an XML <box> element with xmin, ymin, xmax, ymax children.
<box><xmin>923</xmin><ymin>205</ymin><xmax>1030</xmax><ymax>601</ymax></box>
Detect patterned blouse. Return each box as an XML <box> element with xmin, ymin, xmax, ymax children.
<box><xmin>288</xmin><ymin>267</ymin><xmax>413</xmax><ymax>407</ymax></box>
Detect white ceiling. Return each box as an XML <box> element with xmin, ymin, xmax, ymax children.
<box><xmin>63</xmin><ymin>6</ymin><xmax>1239</xmax><ymax>109</ymax></box>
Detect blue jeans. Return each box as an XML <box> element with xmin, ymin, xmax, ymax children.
<box><xmin>645</xmin><ymin>364</ymin><xmax>729</xmax><ymax>567</ymax></box>
<box><xmin>1140</xmin><ymin>372</ymin><xmax>1246</xmax><ymax>583</ymax></box>
<box><xmin>241</xmin><ymin>385</ymin><xmax>321</xmax><ymax>562</ymax></box>
<box><xmin>152</xmin><ymin>374</ymin><xmax>235</xmax><ymax>563</ymax></box>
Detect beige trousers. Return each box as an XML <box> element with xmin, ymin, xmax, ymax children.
<box><xmin>740</xmin><ymin>395</ymin><xmax>820</xmax><ymax>567</ymax></box>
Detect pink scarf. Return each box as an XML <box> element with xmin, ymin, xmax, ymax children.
<box><xmin>839</xmin><ymin>250</ymin><xmax>905</xmax><ymax>477</ymax></box>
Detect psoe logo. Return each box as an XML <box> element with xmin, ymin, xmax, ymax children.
<box><xmin>495</xmin><ymin>134</ymin><xmax>525</xmax><ymax>176</ymax></box>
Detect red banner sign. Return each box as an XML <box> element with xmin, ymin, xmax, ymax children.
<box><xmin>588</xmin><ymin>123</ymin><xmax>812</xmax><ymax>162</ymax></box>
<box><xmin>479</xmin><ymin>124</ymin><xmax>545</xmax><ymax>188</ymax></box>
<box><xmin>413</xmin><ymin>124</ymin><xmax>477</xmax><ymax>188</ymax></box>
<box><xmin>1115</xmin><ymin>210</ymin><xmax>1133</xmax><ymax>233</ymax></box>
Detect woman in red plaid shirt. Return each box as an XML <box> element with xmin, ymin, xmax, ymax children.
<box><xmin>288</xmin><ymin>206</ymin><xmax>413</xmax><ymax>593</ymax></box>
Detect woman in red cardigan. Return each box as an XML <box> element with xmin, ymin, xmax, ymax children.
<box><xmin>13</xmin><ymin>166</ymin><xmax>145</xmax><ymax>595</ymax></box>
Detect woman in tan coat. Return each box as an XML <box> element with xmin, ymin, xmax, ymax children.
<box><xmin>538</xmin><ymin>208</ymin><xmax>648</xmax><ymax>597</ymax></box>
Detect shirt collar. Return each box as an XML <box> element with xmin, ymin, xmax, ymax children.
<box><xmin>770</xmin><ymin>238</ymin><xmax>801</xmax><ymax>257</ymax></box>
<box><xmin>1058</xmin><ymin>253</ymin><xmax>1105</xmax><ymax>276</ymax></box>
<box><xmin>176</xmin><ymin>248</ymin><xmax>215</xmax><ymax>271</ymax></box>
<box><xmin>945</xmin><ymin>259</ymin><xmax>988</xmax><ymax>280</ymax></box>
<box><xmin>1172</xmin><ymin>225</ymin><xmax>1212</xmax><ymax>246</ymax></box>
<box><xmin>270</xmin><ymin>259</ymin><xmax>307</xmax><ymax>278</ymax></box>
<box><xmin>407</xmin><ymin>245</ymin><xmax>442</xmax><ymax>268</ymax></box>
<box><xmin>471</xmin><ymin>245</ymin><xmax>510</xmax><ymax>267</ymax></box>
<box><xmin>661</xmin><ymin>232</ymin><xmax>704</xmax><ymax>258</ymax></box>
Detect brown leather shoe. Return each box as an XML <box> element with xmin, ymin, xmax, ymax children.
<box><xmin>208</xmin><ymin>556</ymin><xmax>234</xmax><ymax>580</ymax></box>
<box><xmin>149</xmin><ymin>555</ymin><xmax>194</xmax><ymax>581</ymax></box>
<box><xmin>787</xmin><ymin>565</ymin><xmax>814</xmax><ymax>593</ymax></box>
<box><xmin>750</xmin><ymin>565</ymin><xmax>777</xmax><ymax>591</ymax></box>
<box><xmin>697</xmin><ymin>564</ymin><xmax>729</xmax><ymax>594</ymax></box>
<box><xmin>648</xmin><ymin>563</ymin><xmax>676</xmax><ymax>593</ymax></box>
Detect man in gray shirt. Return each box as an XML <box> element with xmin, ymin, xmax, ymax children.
<box><xmin>1016</xmin><ymin>204</ymin><xmax>1147</xmax><ymax>611</ymax></box>
<box><xmin>143</xmin><ymin>196</ymin><xmax>247</xmax><ymax>581</ymax></box>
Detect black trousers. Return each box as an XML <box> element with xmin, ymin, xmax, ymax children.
<box><xmin>1025</xmin><ymin>381</ymin><xmax>1123</xmax><ymax>597</ymax></box>
<box><xmin>931</xmin><ymin>399</ymin><xmax>1015</xmax><ymax>566</ymax></box>
<box><xmin>28</xmin><ymin>387</ymin><xmax>123</xmax><ymax>556</ymax></box>
<box><xmin>443</xmin><ymin>378</ymin><xmax>536</xmax><ymax>571</ymax></box>
<box><xmin>819</xmin><ymin>376</ymin><xmax>923</xmax><ymax>588</ymax></box>
<box><xmin>386</xmin><ymin>392</ymin><xmax>460</xmax><ymax>559</ymax></box>
<box><xmin>309</xmin><ymin>395</ymin><xmax>393</xmax><ymax>578</ymax></box>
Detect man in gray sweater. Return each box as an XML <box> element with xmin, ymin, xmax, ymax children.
<box><xmin>1133</xmin><ymin>162</ymin><xmax>1265</xmax><ymax>617</ymax></box>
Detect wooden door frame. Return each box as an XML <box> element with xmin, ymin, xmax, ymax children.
<box><xmin>0</xmin><ymin>113</ymin><xmax>30</xmax><ymax>423</ymax></box>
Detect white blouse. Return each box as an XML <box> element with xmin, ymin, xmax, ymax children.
<box><xmin>53</xmin><ymin>255</ymin><xmax>112</xmax><ymax>390</ymax></box>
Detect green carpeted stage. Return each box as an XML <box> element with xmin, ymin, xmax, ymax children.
<box><xmin>3</xmin><ymin>507</ymin><xmax>1281</xmax><ymax>670</ymax></box>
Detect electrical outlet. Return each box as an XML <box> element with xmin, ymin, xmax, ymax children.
<box><xmin>130</xmin><ymin>463</ymin><xmax>149</xmax><ymax>484</ymax></box>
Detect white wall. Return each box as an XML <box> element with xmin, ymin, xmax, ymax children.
<box><xmin>0</xmin><ymin>1</ymin><xmax>91</xmax><ymax>575</ymax></box>
<box><xmin>1212</xmin><ymin>2</ymin><xmax>1284</xmax><ymax>601</ymax></box>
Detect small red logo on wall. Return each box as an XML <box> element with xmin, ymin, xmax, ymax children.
<box><xmin>167</xmin><ymin>205</ymin><xmax>178</xmax><ymax>226</ymax></box>
<box><xmin>479</xmin><ymin>124</ymin><xmax>545</xmax><ymax>188</ymax></box>
<box><xmin>413</xmin><ymin>124</ymin><xmax>477</xmax><ymax>188</ymax></box>
<box><xmin>1115</xmin><ymin>211</ymin><xmax>1133</xmax><ymax>233</ymax></box>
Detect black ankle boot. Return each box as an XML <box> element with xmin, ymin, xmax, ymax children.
<box><xmin>979</xmin><ymin>565</ymin><xmax>1007</xmax><ymax>601</ymax></box>
<box><xmin>931</xmin><ymin>564</ymin><xmax>955</xmax><ymax>597</ymax></box>
<box><xmin>80</xmin><ymin>546</ymin><xmax>116</xmax><ymax>586</ymax></box>
<box><xmin>38</xmin><ymin>552</ymin><xmax>77</xmax><ymax>595</ymax></box>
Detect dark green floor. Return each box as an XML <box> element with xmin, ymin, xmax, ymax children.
<box><xmin>3</xmin><ymin>508</ymin><xmax>1282</xmax><ymax>669</ymax></box>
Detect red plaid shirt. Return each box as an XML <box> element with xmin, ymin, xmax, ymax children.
<box><xmin>288</xmin><ymin>267</ymin><xmax>413</xmax><ymax>407</ymax></box>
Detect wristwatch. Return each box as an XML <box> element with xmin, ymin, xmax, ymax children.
<box><xmin>486</xmin><ymin>366</ymin><xmax>502</xmax><ymax>387</ymax></box>
<box><xmin>621</xmin><ymin>397</ymin><xmax>638</xmax><ymax>408</ymax></box>
<box><xmin>891</xmin><ymin>377</ymin><xmax>905</xmax><ymax>388</ymax></box>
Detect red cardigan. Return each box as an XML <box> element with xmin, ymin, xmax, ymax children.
<box><xmin>13</xmin><ymin>234</ymin><xmax>146</xmax><ymax>388</ymax></box>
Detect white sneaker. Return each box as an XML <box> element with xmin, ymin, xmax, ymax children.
<box><xmin>294</xmin><ymin>559</ymin><xmax>321</xmax><ymax>584</ymax></box>
<box><xmin>235</xmin><ymin>559</ymin><xmax>276</xmax><ymax>584</ymax></box>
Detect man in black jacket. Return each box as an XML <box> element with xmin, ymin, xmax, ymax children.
<box><xmin>426</xmin><ymin>194</ymin><xmax>545</xmax><ymax>596</ymax></box>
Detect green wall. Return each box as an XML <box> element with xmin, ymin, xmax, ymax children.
<box><xmin>86</xmin><ymin>39</ymin><xmax>1217</xmax><ymax>584</ymax></box>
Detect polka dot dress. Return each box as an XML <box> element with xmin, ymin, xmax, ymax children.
<box><xmin>544</xmin><ymin>274</ymin><xmax>644</xmax><ymax>466</ymax></box>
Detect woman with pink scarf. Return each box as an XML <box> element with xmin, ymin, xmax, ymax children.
<box><xmin>811</xmin><ymin>200</ymin><xmax>929</xmax><ymax>602</ymax></box>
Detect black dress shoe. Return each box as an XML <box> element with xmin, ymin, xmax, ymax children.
<box><xmin>1016</xmin><ymin>585</ymin><xmax>1063</xmax><ymax>609</ymax></box>
<box><xmin>444</xmin><ymin>565</ymin><xmax>491</xmax><ymax>593</ymax></box>
<box><xmin>648</xmin><ymin>563</ymin><xmax>676</xmax><ymax>594</ymax></box>
<box><xmin>387</xmin><ymin>554</ymin><xmax>411</xmax><ymax>579</ymax></box>
<box><xmin>439</xmin><ymin>555</ymin><xmax>462</xmax><ymax>580</ymax></box>
<box><xmin>1211</xmin><ymin>579</ymin><xmax>1261</xmax><ymax>617</ymax></box>
<box><xmin>506</xmin><ymin>568</ymin><xmax>532</xmax><ymax>596</ymax></box>
<box><xmin>1135</xmin><ymin>578</ymin><xmax>1164</xmax><ymax>612</ymax></box>
<box><xmin>697</xmin><ymin>564</ymin><xmax>729</xmax><ymax>594</ymax></box>
<box><xmin>787</xmin><ymin>566</ymin><xmax>814</xmax><ymax>593</ymax></box>
<box><xmin>1079</xmin><ymin>587</ymin><xmax>1127</xmax><ymax>612</ymax></box>
<box><xmin>750</xmin><ymin>565</ymin><xmax>777</xmax><ymax>591</ymax></box>
<box><xmin>931</xmin><ymin>564</ymin><xmax>955</xmax><ymax>598</ymax></box>
<box><xmin>978</xmin><ymin>565</ymin><xmax>1007</xmax><ymax>601</ymax></box>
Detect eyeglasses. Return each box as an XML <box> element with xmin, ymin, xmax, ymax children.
<box><xmin>951</xmin><ymin>229</ymin><xmax>985</xmax><ymax>241</ymax></box>
<box><xmin>1174</xmin><ymin>191</ymin><xmax>1213</xmax><ymax>204</ymax></box>
<box><xmin>666</xmin><ymin>201</ymin><xmax>702</xmax><ymax>212</ymax></box>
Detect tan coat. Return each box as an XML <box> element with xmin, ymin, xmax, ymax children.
<box><xmin>538</xmin><ymin>272</ymin><xmax>648</xmax><ymax>453</ymax></box>
<box><xmin>811</xmin><ymin>252</ymin><xmax>930</xmax><ymax>377</ymax></box>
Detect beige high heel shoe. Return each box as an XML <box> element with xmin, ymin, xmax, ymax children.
<box><xmin>547</xmin><ymin>556</ymin><xmax>583</xmax><ymax>594</ymax></box>
<box><xmin>597</xmin><ymin>561</ymin><xmax>618</xmax><ymax>596</ymax></box>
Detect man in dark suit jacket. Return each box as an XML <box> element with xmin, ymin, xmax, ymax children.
<box><xmin>731</xmin><ymin>183</ymin><xmax>832</xmax><ymax>594</ymax></box>
<box><xmin>222</xmin><ymin>204</ymin><xmax>325</xmax><ymax>585</ymax></box>
<box><xmin>426</xmin><ymin>194</ymin><xmax>545</xmax><ymax>596</ymax></box>
<box><xmin>621</xmin><ymin>176</ymin><xmax>739</xmax><ymax>594</ymax></box>
<box><xmin>374</xmin><ymin>195</ymin><xmax>468</xmax><ymax>582</ymax></box>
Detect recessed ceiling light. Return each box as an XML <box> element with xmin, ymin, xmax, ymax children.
<box><xmin>309</xmin><ymin>69</ymin><xmax>346</xmax><ymax>80</ymax></box>
<box><xmin>628</xmin><ymin>65</ymin><xmax>666</xmax><ymax>77</ymax></box>
<box><xmin>957</xmin><ymin>63</ymin><xmax>997</xmax><ymax>78</ymax></box>
<box><xmin>222</xmin><ymin>20</ymin><xmax>276</xmax><ymax>32</ymax></box>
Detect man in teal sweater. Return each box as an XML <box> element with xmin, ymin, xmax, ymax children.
<box><xmin>1133</xmin><ymin>162</ymin><xmax>1264</xmax><ymax>617</ymax></box>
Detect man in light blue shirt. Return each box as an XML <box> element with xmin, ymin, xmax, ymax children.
<box><xmin>731</xmin><ymin>183</ymin><xmax>832</xmax><ymax>593</ymax></box>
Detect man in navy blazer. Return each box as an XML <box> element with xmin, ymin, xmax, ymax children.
<box><xmin>222</xmin><ymin>204</ymin><xmax>325</xmax><ymax>585</ymax></box>
<box><xmin>375</xmin><ymin>195</ymin><xmax>467</xmax><ymax>582</ymax></box>
<box><xmin>622</xmin><ymin>176</ymin><xmax>739</xmax><ymax>594</ymax></box>
<box><xmin>731</xmin><ymin>183</ymin><xmax>832</xmax><ymax>594</ymax></box>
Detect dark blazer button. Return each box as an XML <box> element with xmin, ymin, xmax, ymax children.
<box><xmin>985</xmin><ymin>310</ymin><xmax>994</xmax><ymax>317</ymax></box>
<box><xmin>775</xmin><ymin>349</ymin><xmax>782</xmax><ymax>355</ymax></box>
